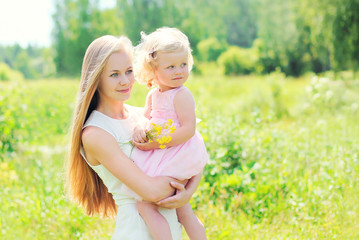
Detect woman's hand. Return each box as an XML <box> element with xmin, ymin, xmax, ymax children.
<box><xmin>149</xmin><ymin>176</ymin><xmax>187</xmax><ymax>202</ymax></box>
<box><xmin>156</xmin><ymin>181</ymin><xmax>190</xmax><ymax>209</ymax></box>
<box><xmin>156</xmin><ymin>172</ymin><xmax>203</xmax><ymax>209</ymax></box>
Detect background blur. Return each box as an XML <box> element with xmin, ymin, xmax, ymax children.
<box><xmin>1</xmin><ymin>0</ymin><xmax>359</xmax><ymax>239</ymax></box>
<box><xmin>1</xmin><ymin>0</ymin><xmax>359</xmax><ymax>79</ymax></box>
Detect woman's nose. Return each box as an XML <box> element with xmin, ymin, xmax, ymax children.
<box><xmin>119</xmin><ymin>75</ymin><xmax>130</xmax><ymax>85</ymax></box>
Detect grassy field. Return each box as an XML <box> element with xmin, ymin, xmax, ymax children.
<box><xmin>1</xmin><ymin>72</ymin><xmax>359</xmax><ymax>239</ymax></box>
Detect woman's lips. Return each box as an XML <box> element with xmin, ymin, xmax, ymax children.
<box><xmin>117</xmin><ymin>88</ymin><xmax>130</xmax><ymax>93</ymax></box>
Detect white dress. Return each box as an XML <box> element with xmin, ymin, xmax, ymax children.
<box><xmin>81</xmin><ymin>105</ymin><xmax>182</xmax><ymax>240</ymax></box>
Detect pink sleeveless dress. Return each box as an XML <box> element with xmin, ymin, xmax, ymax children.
<box><xmin>132</xmin><ymin>86</ymin><xmax>208</xmax><ymax>181</ymax></box>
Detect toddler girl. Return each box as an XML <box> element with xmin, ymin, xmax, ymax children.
<box><xmin>131</xmin><ymin>27</ymin><xmax>208</xmax><ymax>240</ymax></box>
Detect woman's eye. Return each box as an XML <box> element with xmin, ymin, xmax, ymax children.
<box><xmin>110</xmin><ymin>73</ymin><xmax>118</xmax><ymax>77</ymax></box>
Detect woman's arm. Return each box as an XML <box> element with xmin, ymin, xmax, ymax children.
<box><xmin>156</xmin><ymin>171</ymin><xmax>203</xmax><ymax>209</ymax></box>
<box><xmin>82</xmin><ymin>126</ymin><xmax>178</xmax><ymax>202</ymax></box>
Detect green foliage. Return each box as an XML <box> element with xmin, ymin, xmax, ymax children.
<box><xmin>332</xmin><ymin>0</ymin><xmax>359</xmax><ymax>71</ymax></box>
<box><xmin>221</xmin><ymin>0</ymin><xmax>257</xmax><ymax>47</ymax></box>
<box><xmin>1</xmin><ymin>75</ymin><xmax>359</xmax><ymax>239</ymax></box>
<box><xmin>218</xmin><ymin>46</ymin><xmax>257</xmax><ymax>75</ymax></box>
<box><xmin>0</xmin><ymin>80</ymin><xmax>77</xmax><ymax>155</ymax></box>
<box><xmin>197</xmin><ymin>38</ymin><xmax>227</xmax><ymax>62</ymax></box>
<box><xmin>0</xmin><ymin>63</ymin><xmax>24</xmax><ymax>81</ymax></box>
<box><xmin>0</xmin><ymin>45</ymin><xmax>55</xmax><ymax>79</ymax></box>
<box><xmin>303</xmin><ymin>76</ymin><xmax>359</xmax><ymax>115</ymax></box>
<box><xmin>3</xmin><ymin>0</ymin><xmax>359</xmax><ymax>78</ymax></box>
<box><xmin>52</xmin><ymin>0</ymin><xmax>124</xmax><ymax>75</ymax></box>
<box><xmin>51</xmin><ymin>0</ymin><xmax>257</xmax><ymax>72</ymax></box>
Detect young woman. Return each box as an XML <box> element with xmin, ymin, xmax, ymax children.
<box><xmin>66</xmin><ymin>35</ymin><xmax>202</xmax><ymax>239</ymax></box>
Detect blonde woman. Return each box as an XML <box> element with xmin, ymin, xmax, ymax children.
<box><xmin>67</xmin><ymin>35</ymin><xmax>202</xmax><ymax>239</ymax></box>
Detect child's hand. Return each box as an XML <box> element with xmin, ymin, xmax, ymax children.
<box><xmin>132</xmin><ymin>140</ymin><xmax>160</xmax><ymax>151</ymax></box>
<box><xmin>132</xmin><ymin>125</ymin><xmax>148</xmax><ymax>143</ymax></box>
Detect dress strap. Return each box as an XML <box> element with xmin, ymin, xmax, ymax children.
<box><xmin>168</xmin><ymin>86</ymin><xmax>187</xmax><ymax>102</ymax></box>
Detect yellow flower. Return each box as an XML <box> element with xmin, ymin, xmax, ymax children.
<box><xmin>170</xmin><ymin>126</ymin><xmax>176</xmax><ymax>133</ymax></box>
<box><xmin>145</xmin><ymin>119</ymin><xmax>176</xmax><ymax>149</ymax></box>
<box><xmin>154</xmin><ymin>125</ymin><xmax>162</xmax><ymax>134</ymax></box>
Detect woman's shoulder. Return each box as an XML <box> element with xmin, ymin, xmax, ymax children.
<box><xmin>82</xmin><ymin>110</ymin><xmax>120</xmax><ymax>139</ymax></box>
<box><xmin>84</xmin><ymin>110</ymin><xmax>113</xmax><ymax>128</ymax></box>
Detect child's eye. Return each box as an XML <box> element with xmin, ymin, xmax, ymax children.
<box><xmin>110</xmin><ymin>73</ymin><xmax>118</xmax><ymax>77</ymax></box>
<box><xmin>126</xmin><ymin>69</ymin><xmax>133</xmax><ymax>75</ymax></box>
<box><xmin>181</xmin><ymin>63</ymin><xmax>187</xmax><ymax>67</ymax></box>
<box><xmin>167</xmin><ymin>65</ymin><xmax>174</xmax><ymax>69</ymax></box>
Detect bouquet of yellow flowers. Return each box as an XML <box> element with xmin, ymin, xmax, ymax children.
<box><xmin>146</xmin><ymin>119</ymin><xmax>176</xmax><ymax>149</ymax></box>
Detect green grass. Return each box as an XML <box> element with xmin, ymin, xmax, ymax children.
<box><xmin>1</xmin><ymin>73</ymin><xmax>359</xmax><ymax>239</ymax></box>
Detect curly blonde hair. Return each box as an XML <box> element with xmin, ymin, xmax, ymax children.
<box><xmin>134</xmin><ymin>27</ymin><xmax>194</xmax><ymax>88</ymax></box>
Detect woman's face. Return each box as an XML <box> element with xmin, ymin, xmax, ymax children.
<box><xmin>98</xmin><ymin>51</ymin><xmax>135</xmax><ymax>102</ymax></box>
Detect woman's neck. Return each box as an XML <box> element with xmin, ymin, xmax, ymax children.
<box><xmin>96</xmin><ymin>99</ymin><xmax>128</xmax><ymax>120</ymax></box>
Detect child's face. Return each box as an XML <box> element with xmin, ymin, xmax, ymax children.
<box><xmin>98</xmin><ymin>51</ymin><xmax>135</xmax><ymax>102</ymax></box>
<box><xmin>154</xmin><ymin>50</ymin><xmax>189</xmax><ymax>92</ymax></box>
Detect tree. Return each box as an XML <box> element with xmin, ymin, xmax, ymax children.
<box><xmin>116</xmin><ymin>0</ymin><xmax>165</xmax><ymax>43</ymax></box>
<box><xmin>332</xmin><ymin>0</ymin><xmax>359</xmax><ymax>73</ymax></box>
<box><xmin>53</xmin><ymin>0</ymin><xmax>123</xmax><ymax>75</ymax></box>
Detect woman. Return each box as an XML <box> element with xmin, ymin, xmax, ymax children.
<box><xmin>66</xmin><ymin>35</ymin><xmax>202</xmax><ymax>239</ymax></box>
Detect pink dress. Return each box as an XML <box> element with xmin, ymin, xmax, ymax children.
<box><xmin>132</xmin><ymin>86</ymin><xmax>208</xmax><ymax>181</ymax></box>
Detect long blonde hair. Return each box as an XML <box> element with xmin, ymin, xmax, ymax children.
<box><xmin>67</xmin><ymin>35</ymin><xmax>133</xmax><ymax>217</ymax></box>
<box><xmin>134</xmin><ymin>27</ymin><xmax>194</xmax><ymax>88</ymax></box>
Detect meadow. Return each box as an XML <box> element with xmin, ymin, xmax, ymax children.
<box><xmin>1</xmin><ymin>72</ymin><xmax>359</xmax><ymax>239</ymax></box>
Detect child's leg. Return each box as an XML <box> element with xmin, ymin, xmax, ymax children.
<box><xmin>176</xmin><ymin>203</ymin><xmax>207</xmax><ymax>240</ymax></box>
<box><xmin>137</xmin><ymin>201</ymin><xmax>173</xmax><ymax>240</ymax></box>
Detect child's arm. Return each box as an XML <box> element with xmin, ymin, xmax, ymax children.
<box><xmin>143</xmin><ymin>88</ymin><xmax>154</xmax><ymax>120</ymax></box>
<box><xmin>166</xmin><ymin>88</ymin><xmax>196</xmax><ymax>147</ymax></box>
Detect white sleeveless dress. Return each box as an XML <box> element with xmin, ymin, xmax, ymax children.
<box><xmin>81</xmin><ymin>105</ymin><xmax>182</xmax><ymax>240</ymax></box>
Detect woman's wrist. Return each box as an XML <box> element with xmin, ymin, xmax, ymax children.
<box><xmin>184</xmin><ymin>172</ymin><xmax>202</xmax><ymax>198</ymax></box>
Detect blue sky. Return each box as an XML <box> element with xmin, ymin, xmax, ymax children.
<box><xmin>0</xmin><ymin>0</ymin><xmax>115</xmax><ymax>47</ymax></box>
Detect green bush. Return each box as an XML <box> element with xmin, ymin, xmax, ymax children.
<box><xmin>303</xmin><ymin>76</ymin><xmax>359</xmax><ymax>115</ymax></box>
<box><xmin>218</xmin><ymin>46</ymin><xmax>257</xmax><ymax>75</ymax></box>
<box><xmin>197</xmin><ymin>38</ymin><xmax>227</xmax><ymax>62</ymax></box>
<box><xmin>0</xmin><ymin>62</ymin><xmax>24</xmax><ymax>81</ymax></box>
<box><xmin>251</xmin><ymin>38</ymin><xmax>279</xmax><ymax>74</ymax></box>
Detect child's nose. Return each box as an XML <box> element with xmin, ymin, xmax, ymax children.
<box><xmin>174</xmin><ymin>68</ymin><xmax>182</xmax><ymax>74</ymax></box>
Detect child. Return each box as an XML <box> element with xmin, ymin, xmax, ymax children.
<box><xmin>131</xmin><ymin>27</ymin><xmax>208</xmax><ymax>240</ymax></box>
